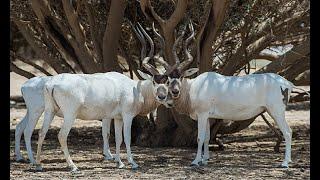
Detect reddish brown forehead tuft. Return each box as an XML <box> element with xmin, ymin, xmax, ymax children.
<box><xmin>169</xmin><ymin>68</ymin><xmax>182</xmax><ymax>78</ymax></box>
<box><xmin>153</xmin><ymin>75</ymin><xmax>168</xmax><ymax>84</ymax></box>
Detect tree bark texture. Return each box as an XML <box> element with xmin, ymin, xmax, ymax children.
<box><xmin>103</xmin><ymin>0</ymin><xmax>126</xmax><ymax>72</ymax></box>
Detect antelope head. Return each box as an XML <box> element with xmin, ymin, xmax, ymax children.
<box><xmin>132</xmin><ymin>22</ymin><xmax>170</xmax><ymax>103</ymax></box>
<box><xmin>153</xmin><ymin>20</ymin><xmax>199</xmax><ymax>99</ymax></box>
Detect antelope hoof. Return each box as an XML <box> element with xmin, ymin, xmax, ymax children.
<box><xmin>30</xmin><ymin>160</ymin><xmax>37</xmax><ymax>165</ymax></box>
<box><xmin>200</xmin><ymin>159</ymin><xmax>208</xmax><ymax>166</ymax></box>
<box><xmin>103</xmin><ymin>153</ymin><xmax>114</xmax><ymax>161</ymax></box>
<box><xmin>117</xmin><ymin>162</ymin><xmax>125</xmax><ymax>169</ymax></box>
<box><xmin>104</xmin><ymin>155</ymin><xmax>114</xmax><ymax>161</ymax></box>
<box><xmin>35</xmin><ymin>164</ymin><xmax>43</xmax><ymax>172</ymax></box>
<box><xmin>16</xmin><ymin>157</ymin><xmax>28</xmax><ymax>163</ymax></box>
<box><xmin>190</xmin><ymin>161</ymin><xmax>200</xmax><ymax>167</ymax></box>
<box><xmin>71</xmin><ymin>167</ymin><xmax>80</xmax><ymax>174</ymax></box>
<box><xmin>280</xmin><ymin>161</ymin><xmax>289</xmax><ymax>168</ymax></box>
<box><xmin>131</xmin><ymin>163</ymin><xmax>139</xmax><ymax>169</ymax></box>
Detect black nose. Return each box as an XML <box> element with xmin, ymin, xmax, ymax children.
<box><xmin>172</xmin><ymin>90</ymin><xmax>179</xmax><ymax>95</ymax></box>
<box><xmin>158</xmin><ymin>95</ymin><xmax>166</xmax><ymax>100</ymax></box>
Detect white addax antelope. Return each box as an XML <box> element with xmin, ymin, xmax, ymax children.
<box><xmin>34</xmin><ymin>22</ymin><xmax>172</xmax><ymax>172</ymax></box>
<box><xmin>15</xmin><ymin>76</ymin><xmax>51</xmax><ymax>164</ymax></box>
<box><xmin>15</xmin><ymin>76</ymin><xmax>116</xmax><ymax>164</ymax></box>
<box><xmin>158</xmin><ymin>21</ymin><xmax>295</xmax><ymax>168</ymax></box>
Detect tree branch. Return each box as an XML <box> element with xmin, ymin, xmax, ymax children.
<box><xmin>290</xmin><ymin>91</ymin><xmax>310</xmax><ymax>103</ymax></box>
<box><xmin>29</xmin><ymin>0</ymin><xmax>84</xmax><ymax>73</ymax></box>
<box><xmin>280</xmin><ymin>55</ymin><xmax>309</xmax><ymax>81</ymax></box>
<box><xmin>255</xmin><ymin>38</ymin><xmax>309</xmax><ymax>74</ymax></box>
<box><xmin>62</xmin><ymin>0</ymin><xmax>86</xmax><ymax>44</ymax></box>
<box><xmin>13</xmin><ymin>18</ymin><xmax>75</xmax><ymax>74</ymax></box>
<box><xmin>292</xmin><ymin>70</ymin><xmax>309</xmax><ymax>86</ymax></box>
<box><xmin>85</xmin><ymin>1</ymin><xmax>103</xmax><ymax>64</ymax></box>
<box><xmin>12</xmin><ymin>51</ymin><xmax>52</xmax><ymax>76</ymax></box>
<box><xmin>118</xmin><ymin>45</ymin><xmax>135</xmax><ymax>79</ymax></box>
<box><xmin>140</xmin><ymin>0</ymin><xmax>188</xmax><ymax>65</ymax></box>
<box><xmin>255</xmin><ymin>52</ymin><xmax>280</xmax><ymax>61</ymax></box>
<box><xmin>219</xmin><ymin>1</ymin><xmax>308</xmax><ymax>76</ymax></box>
<box><xmin>221</xmin><ymin>33</ymin><xmax>273</xmax><ymax>75</ymax></box>
<box><xmin>61</xmin><ymin>0</ymin><xmax>99</xmax><ymax>73</ymax></box>
<box><xmin>166</xmin><ymin>0</ymin><xmax>188</xmax><ymax>29</ymax></box>
<box><xmin>140</xmin><ymin>0</ymin><xmax>165</xmax><ymax>27</ymax></box>
<box><xmin>10</xmin><ymin>62</ymin><xmax>35</xmax><ymax>79</ymax></box>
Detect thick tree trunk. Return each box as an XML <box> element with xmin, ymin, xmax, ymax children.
<box><xmin>198</xmin><ymin>0</ymin><xmax>229</xmax><ymax>73</ymax></box>
<box><xmin>102</xmin><ymin>0</ymin><xmax>126</xmax><ymax>72</ymax></box>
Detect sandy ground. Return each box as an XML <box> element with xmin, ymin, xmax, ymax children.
<box><xmin>10</xmin><ymin>107</ymin><xmax>310</xmax><ymax>179</ymax></box>
<box><xmin>10</xmin><ymin>68</ymin><xmax>310</xmax><ymax>179</ymax></box>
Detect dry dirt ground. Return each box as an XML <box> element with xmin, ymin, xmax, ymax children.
<box><xmin>10</xmin><ymin>71</ymin><xmax>310</xmax><ymax>179</ymax></box>
<box><xmin>10</xmin><ymin>106</ymin><xmax>310</xmax><ymax>179</ymax></box>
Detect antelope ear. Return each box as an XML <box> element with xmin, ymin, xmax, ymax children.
<box><xmin>182</xmin><ymin>68</ymin><xmax>199</xmax><ymax>78</ymax></box>
<box><xmin>137</xmin><ymin>70</ymin><xmax>152</xmax><ymax>81</ymax></box>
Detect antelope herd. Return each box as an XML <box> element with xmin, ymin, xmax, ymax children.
<box><xmin>14</xmin><ymin>21</ymin><xmax>297</xmax><ymax>172</ymax></box>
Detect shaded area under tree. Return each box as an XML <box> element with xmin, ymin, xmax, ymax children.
<box><xmin>10</xmin><ymin>0</ymin><xmax>310</xmax><ymax>147</ymax></box>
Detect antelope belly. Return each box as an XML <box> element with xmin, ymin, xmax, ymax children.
<box><xmin>209</xmin><ymin>104</ymin><xmax>265</xmax><ymax>120</ymax></box>
<box><xmin>76</xmin><ymin>102</ymin><xmax>120</xmax><ymax>120</ymax></box>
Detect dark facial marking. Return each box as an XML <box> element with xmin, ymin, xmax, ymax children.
<box><xmin>153</xmin><ymin>75</ymin><xmax>168</xmax><ymax>84</ymax></box>
<box><xmin>280</xmin><ymin>86</ymin><xmax>289</xmax><ymax>105</ymax></box>
<box><xmin>169</xmin><ymin>68</ymin><xmax>182</xmax><ymax>79</ymax></box>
